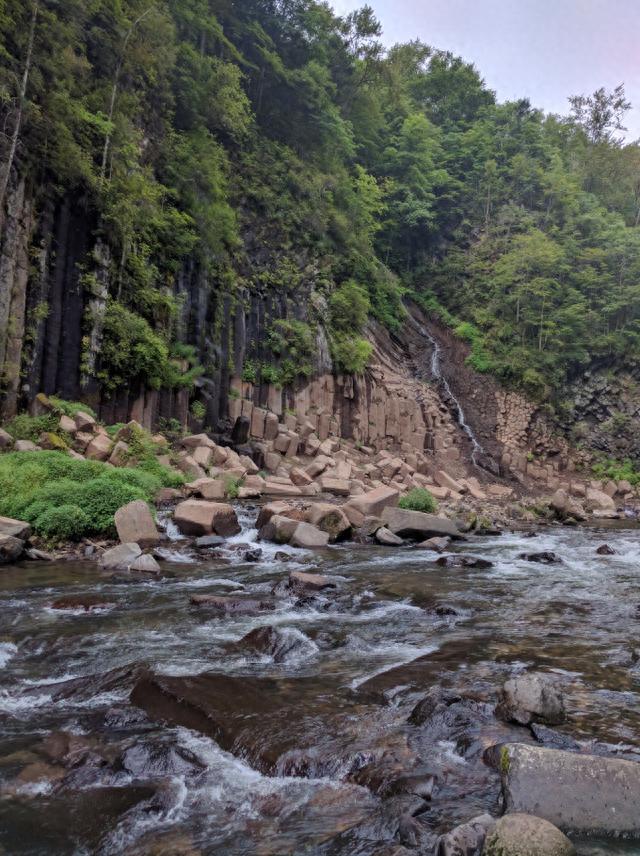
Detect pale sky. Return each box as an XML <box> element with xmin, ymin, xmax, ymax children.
<box><xmin>331</xmin><ymin>0</ymin><xmax>640</xmax><ymax>141</ymax></box>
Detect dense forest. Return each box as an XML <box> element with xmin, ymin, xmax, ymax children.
<box><xmin>2</xmin><ymin>0</ymin><xmax>640</xmax><ymax>407</ymax></box>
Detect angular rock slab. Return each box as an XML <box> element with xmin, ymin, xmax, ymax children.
<box><xmin>114</xmin><ymin>500</ymin><xmax>159</xmax><ymax>549</ymax></box>
<box><xmin>499</xmin><ymin>743</ymin><xmax>640</xmax><ymax>836</ymax></box>
<box><xmin>495</xmin><ymin>673</ymin><xmax>565</xmax><ymax>726</ymax></box>
<box><xmin>381</xmin><ymin>507</ymin><xmax>464</xmax><ymax>540</ymax></box>
<box><xmin>173</xmin><ymin>500</ymin><xmax>240</xmax><ymax>537</ymax></box>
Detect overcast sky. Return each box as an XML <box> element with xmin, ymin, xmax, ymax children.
<box><xmin>331</xmin><ymin>0</ymin><xmax>640</xmax><ymax>141</ymax></box>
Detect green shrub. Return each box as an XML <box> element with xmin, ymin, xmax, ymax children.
<box><xmin>48</xmin><ymin>397</ymin><xmax>97</xmax><ymax>419</ymax></box>
<box><xmin>398</xmin><ymin>488</ymin><xmax>438</xmax><ymax>513</ymax></box>
<box><xmin>329</xmin><ymin>280</ymin><xmax>370</xmax><ymax>333</ymax></box>
<box><xmin>242</xmin><ymin>360</ymin><xmax>258</xmax><ymax>383</ymax></box>
<box><xmin>223</xmin><ymin>475</ymin><xmax>241</xmax><ymax>499</ymax></box>
<box><xmin>0</xmin><ymin>450</ymin><xmax>177</xmax><ymax>540</ymax></box>
<box><xmin>592</xmin><ymin>457</ymin><xmax>640</xmax><ymax>486</ymax></box>
<box><xmin>5</xmin><ymin>413</ymin><xmax>58</xmax><ymax>442</ymax></box>
<box><xmin>331</xmin><ymin>334</ymin><xmax>373</xmax><ymax>374</ymax></box>
<box><xmin>190</xmin><ymin>400</ymin><xmax>206</xmax><ymax>421</ymax></box>
<box><xmin>35</xmin><ymin>505</ymin><xmax>91</xmax><ymax>541</ymax></box>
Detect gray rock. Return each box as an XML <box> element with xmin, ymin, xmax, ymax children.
<box><xmin>375</xmin><ymin>526</ymin><xmax>403</xmax><ymax>546</ymax></box>
<box><xmin>289</xmin><ymin>522</ymin><xmax>330</xmax><ymax>549</ymax></box>
<box><xmin>381</xmin><ymin>507</ymin><xmax>464</xmax><ymax>540</ymax></box>
<box><xmin>499</xmin><ymin>743</ymin><xmax>640</xmax><ymax>836</ymax></box>
<box><xmin>415</xmin><ymin>536</ymin><xmax>450</xmax><ymax>552</ymax></box>
<box><xmin>436</xmin><ymin>813</ymin><xmax>496</xmax><ymax>856</ymax></box>
<box><xmin>484</xmin><ymin>814</ymin><xmax>575</xmax><ymax>856</ymax></box>
<box><xmin>0</xmin><ymin>515</ymin><xmax>31</xmax><ymax>540</ymax></box>
<box><xmin>496</xmin><ymin>672</ymin><xmax>565</xmax><ymax>726</ymax></box>
<box><xmin>99</xmin><ymin>543</ymin><xmax>142</xmax><ymax>571</ymax></box>
<box><xmin>114</xmin><ymin>500</ymin><xmax>160</xmax><ymax>549</ymax></box>
<box><xmin>14</xmin><ymin>439</ymin><xmax>39</xmax><ymax>451</ymax></box>
<box><xmin>0</xmin><ymin>534</ymin><xmax>24</xmax><ymax>564</ymax></box>
<box><xmin>195</xmin><ymin>534</ymin><xmax>225</xmax><ymax>548</ymax></box>
<box><xmin>0</xmin><ymin>427</ymin><xmax>13</xmax><ymax>448</ymax></box>
<box><xmin>130</xmin><ymin>554</ymin><xmax>161</xmax><ymax>574</ymax></box>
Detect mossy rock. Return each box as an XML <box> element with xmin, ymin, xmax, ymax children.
<box><xmin>484</xmin><ymin>814</ymin><xmax>575</xmax><ymax>856</ymax></box>
<box><xmin>39</xmin><ymin>432</ymin><xmax>68</xmax><ymax>451</ymax></box>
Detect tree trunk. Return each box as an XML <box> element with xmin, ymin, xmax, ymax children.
<box><xmin>0</xmin><ymin>1</ymin><xmax>38</xmax><ymax>216</ymax></box>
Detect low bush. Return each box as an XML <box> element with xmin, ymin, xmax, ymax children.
<box><xmin>398</xmin><ymin>488</ymin><xmax>438</xmax><ymax>513</ymax></box>
<box><xmin>0</xmin><ymin>451</ymin><xmax>179</xmax><ymax>540</ymax></box>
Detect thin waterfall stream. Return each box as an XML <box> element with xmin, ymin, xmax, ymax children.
<box><xmin>411</xmin><ymin>318</ymin><xmax>486</xmax><ymax>467</ymax></box>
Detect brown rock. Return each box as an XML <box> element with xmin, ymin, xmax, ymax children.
<box><xmin>192</xmin><ymin>445</ymin><xmax>214</xmax><ymax>468</ymax></box>
<box><xmin>308</xmin><ymin>503</ymin><xmax>351</xmax><ymax>541</ymax></box>
<box><xmin>258</xmin><ymin>514</ymin><xmax>300</xmax><ymax>544</ymax></box>
<box><xmin>290</xmin><ymin>522</ymin><xmax>331</xmax><ymax>549</ymax></box>
<box><xmin>319</xmin><ymin>477</ymin><xmax>350</xmax><ymax>496</ymax></box>
<box><xmin>375</xmin><ymin>527</ymin><xmax>403</xmax><ymax>546</ymax></box>
<box><xmin>181</xmin><ymin>433</ymin><xmax>215</xmax><ymax>449</ymax></box>
<box><xmin>14</xmin><ymin>439</ymin><xmax>40</xmax><ymax>451</ymax></box>
<box><xmin>190</xmin><ymin>595</ymin><xmax>274</xmax><ymax>615</ymax></box>
<box><xmin>435</xmin><ymin>470</ymin><xmax>466</xmax><ymax>493</ymax></box>
<box><xmin>108</xmin><ymin>440</ymin><xmax>130</xmax><ymax>467</ymax></box>
<box><xmin>86</xmin><ymin>433</ymin><xmax>113</xmax><ymax>461</ymax></box>
<box><xmin>58</xmin><ymin>414</ymin><xmax>76</xmax><ymax>433</ymax></box>
<box><xmin>344</xmin><ymin>485</ymin><xmax>400</xmax><ymax>518</ymax></box>
<box><xmin>0</xmin><ymin>516</ymin><xmax>31</xmax><ymax>540</ymax></box>
<box><xmin>174</xmin><ymin>500</ymin><xmax>240</xmax><ymax>537</ymax></box>
<box><xmin>0</xmin><ymin>534</ymin><xmax>24</xmax><ymax>564</ymax></box>
<box><xmin>0</xmin><ymin>427</ymin><xmax>13</xmax><ymax>448</ymax></box>
<box><xmin>290</xmin><ymin>467</ymin><xmax>313</xmax><ymax>487</ymax></box>
<box><xmin>289</xmin><ymin>570</ymin><xmax>335</xmax><ymax>591</ymax></box>
<box><xmin>74</xmin><ymin>410</ymin><xmax>97</xmax><ymax>432</ymax></box>
<box><xmin>130</xmin><ymin>554</ymin><xmax>162</xmax><ymax>574</ymax></box>
<box><xmin>114</xmin><ymin>500</ymin><xmax>159</xmax><ymax>549</ymax></box>
<box><xmin>99</xmin><ymin>542</ymin><xmax>142</xmax><ymax>571</ymax></box>
<box><xmin>263</xmin><ymin>480</ymin><xmax>302</xmax><ymax>497</ymax></box>
<box><xmin>199</xmin><ymin>479</ymin><xmax>227</xmax><ymax>501</ymax></box>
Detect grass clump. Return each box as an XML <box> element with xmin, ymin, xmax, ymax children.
<box><xmin>0</xmin><ymin>451</ymin><xmax>178</xmax><ymax>541</ymax></box>
<box><xmin>592</xmin><ymin>457</ymin><xmax>640</xmax><ymax>486</ymax></box>
<box><xmin>398</xmin><ymin>488</ymin><xmax>438</xmax><ymax>513</ymax></box>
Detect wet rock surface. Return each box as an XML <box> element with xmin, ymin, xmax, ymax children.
<box><xmin>484</xmin><ymin>813</ymin><xmax>575</xmax><ymax>856</ymax></box>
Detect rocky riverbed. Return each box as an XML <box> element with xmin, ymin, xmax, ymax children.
<box><xmin>1</xmin><ymin>508</ymin><xmax>640</xmax><ymax>855</ymax></box>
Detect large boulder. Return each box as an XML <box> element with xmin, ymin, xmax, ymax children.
<box><xmin>495</xmin><ymin>673</ymin><xmax>565</xmax><ymax>726</ymax></box>
<box><xmin>585</xmin><ymin>487</ymin><xmax>616</xmax><ymax>513</ymax></box>
<box><xmin>381</xmin><ymin>507</ymin><xmax>463</xmax><ymax>540</ymax></box>
<box><xmin>497</xmin><ymin>743</ymin><xmax>640</xmax><ymax>836</ymax></box>
<box><xmin>173</xmin><ymin>500</ymin><xmax>240</xmax><ymax>537</ymax></box>
<box><xmin>344</xmin><ymin>486</ymin><xmax>399</xmax><ymax>519</ymax></box>
<box><xmin>99</xmin><ymin>543</ymin><xmax>142</xmax><ymax>571</ymax></box>
<box><xmin>376</xmin><ymin>527</ymin><xmax>403</xmax><ymax>546</ymax></box>
<box><xmin>258</xmin><ymin>514</ymin><xmax>300</xmax><ymax>544</ymax></box>
<box><xmin>0</xmin><ymin>427</ymin><xmax>14</xmax><ymax>448</ymax></box>
<box><xmin>114</xmin><ymin>500</ymin><xmax>159</xmax><ymax>549</ymax></box>
<box><xmin>289</xmin><ymin>522</ymin><xmax>330</xmax><ymax>549</ymax></box>
<box><xmin>307</xmin><ymin>503</ymin><xmax>351</xmax><ymax>541</ymax></box>
<box><xmin>0</xmin><ymin>516</ymin><xmax>31</xmax><ymax>540</ymax></box>
<box><xmin>85</xmin><ymin>432</ymin><xmax>112</xmax><ymax>461</ymax></box>
<box><xmin>0</xmin><ymin>534</ymin><xmax>24</xmax><ymax>564</ymax></box>
<box><xmin>549</xmin><ymin>488</ymin><xmax>586</xmax><ymax>522</ymax></box>
<box><xmin>484</xmin><ymin>814</ymin><xmax>575</xmax><ymax>856</ymax></box>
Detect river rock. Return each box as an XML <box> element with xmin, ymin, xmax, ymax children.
<box><xmin>130</xmin><ymin>554</ymin><xmax>161</xmax><ymax>574</ymax></box>
<box><xmin>0</xmin><ymin>534</ymin><xmax>25</xmax><ymax>563</ymax></box>
<box><xmin>307</xmin><ymin>503</ymin><xmax>351</xmax><ymax>541</ymax></box>
<box><xmin>381</xmin><ymin>507</ymin><xmax>464</xmax><ymax>540</ymax></box>
<box><xmin>498</xmin><ymin>743</ymin><xmax>640</xmax><ymax>835</ymax></box>
<box><xmin>194</xmin><ymin>534</ymin><xmax>225</xmax><ymax>548</ymax></box>
<box><xmin>549</xmin><ymin>488</ymin><xmax>586</xmax><ymax>522</ymax></box>
<box><xmin>484</xmin><ymin>814</ymin><xmax>575</xmax><ymax>856</ymax></box>
<box><xmin>174</xmin><ymin>500</ymin><xmax>240</xmax><ymax>537</ymax></box>
<box><xmin>375</xmin><ymin>526</ymin><xmax>404</xmax><ymax>546</ymax></box>
<box><xmin>436</xmin><ymin>813</ymin><xmax>496</xmax><ymax>856</ymax></box>
<box><xmin>435</xmin><ymin>555</ymin><xmax>493</xmax><ymax>568</ymax></box>
<box><xmin>289</xmin><ymin>522</ymin><xmax>330</xmax><ymax>548</ymax></box>
<box><xmin>0</xmin><ymin>515</ymin><xmax>31</xmax><ymax>540</ymax></box>
<box><xmin>99</xmin><ymin>543</ymin><xmax>142</xmax><ymax>571</ymax></box>
<box><xmin>50</xmin><ymin>595</ymin><xmax>117</xmax><ymax>611</ymax></box>
<box><xmin>517</xmin><ymin>551</ymin><xmax>561</xmax><ymax>564</ymax></box>
<box><xmin>288</xmin><ymin>570</ymin><xmax>335</xmax><ymax>592</ymax></box>
<box><xmin>585</xmin><ymin>487</ymin><xmax>616</xmax><ymax>513</ymax></box>
<box><xmin>114</xmin><ymin>500</ymin><xmax>160</xmax><ymax>549</ymax></box>
<box><xmin>415</xmin><ymin>536</ymin><xmax>450</xmax><ymax>552</ymax></box>
<box><xmin>189</xmin><ymin>595</ymin><xmax>274</xmax><ymax>615</ymax></box>
<box><xmin>496</xmin><ymin>673</ymin><xmax>565</xmax><ymax>725</ymax></box>
<box><xmin>243</xmin><ymin>548</ymin><xmax>262</xmax><ymax>562</ymax></box>
<box><xmin>596</xmin><ymin>543</ymin><xmax>616</xmax><ymax>555</ymax></box>
<box><xmin>235</xmin><ymin>626</ymin><xmax>317</xmax><ymax>663</ymax></box>
<box><xmin>258</xmin><ymin>514</ymin><xmax>300</xmax><ymax>544</ymax></box>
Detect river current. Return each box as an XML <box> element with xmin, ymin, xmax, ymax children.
<box><xmin>1</xmin><ymin>509</ymin><xmax>639</xmax><ymax>854</ymax></box>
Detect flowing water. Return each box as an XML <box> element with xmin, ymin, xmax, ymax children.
<box><xmin>1</xmin><ymin>509</ymin><xmax>640</xmax><ymax>855</ymax></box>
<box><xmin>411</xmin><ymin>319</ymin><xmax>486</xmax><ymax>467</ymax></box>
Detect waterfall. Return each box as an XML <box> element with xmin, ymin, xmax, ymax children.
<box><xmin>413</xmin><ymin>319</ymin><xmax>486</xmax><ymax>467</ymax></box>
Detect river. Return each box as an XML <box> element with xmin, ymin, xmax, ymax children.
<box><xmin>1</xmin><ymin>509</ymin><xmax>639</xmax><ymax>854</ymax></box>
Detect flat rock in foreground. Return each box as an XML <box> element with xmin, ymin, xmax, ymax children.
<box><xmin>499</xmin><ymin>743</ymin><xmax>640</xmax><ymax>836</ymax></box>
<box><xmin>381</xmin><ymin>507</ymin><xmax>464</xmax><ymax>540</ymax></box>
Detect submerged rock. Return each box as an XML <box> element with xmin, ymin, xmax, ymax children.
<box><xmin>415</xmin><ymin>536</ymin><xmax>450</xmax><ymax>552</ymax></box>
<box><xmin>435</xmin><ymin>555</ymin><xmax>493</xmax><ymax>568</ymax></box>
<box><xmin>189</xmin><ymin>594</ymin><xmax>274</xmax><ymax>615</ymax></box>
<box><xmin>495</xmin><ymin>673</ymin><xmax>566</xmax><ymax>726</ymax></box>
<box><xmin>288</xmin><ymin>570</ymin><xmax>336</xmax><ymax>592</ymax></box>
<box><xmin>235</xmin><ymin>625</ymin><xmax>317</xmax><ymax>663</ymax></box>
<box><xmin>517</xmin><ymin>551</ymin><xmax>562</xmax><ymax>564</ymax></box>
<box><xmin>130</xmin><ymin>554</ymin><xmax>161</xmax><ymax>574</ymax></box>
<box><xmin>595</xmin><ymin>543</ymin><xmax>616</xmax><ymax>555</ymax></box>
<box><xmin>483</xmin><ymin>814</ymin><xmax>575</xmax><ymax>856</ymax></box>
<box><xmin>498</xmin><ymin>743</ymin><xmax>640</xmax><ymax>835</ymax></box>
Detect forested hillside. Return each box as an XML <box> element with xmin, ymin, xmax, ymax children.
<box><xmin>1</xmin><ymin>0</ymin><xmax>639</xmax><ymax>415</ymax></box>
